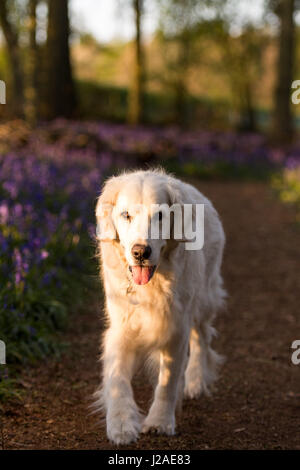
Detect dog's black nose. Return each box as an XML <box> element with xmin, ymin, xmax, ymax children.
<box><xmin>131</xmin><ymin>244</ymin><xmax>152</xmax><ymax>261</ymax></box>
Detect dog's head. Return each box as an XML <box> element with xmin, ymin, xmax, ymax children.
<box><xmin>96</xmin><ymin>171</ymin><xmax>187</xmax><ymax>285</ymax></box>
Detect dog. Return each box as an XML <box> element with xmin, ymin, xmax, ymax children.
<box><xmin>94</xmin><ymin>169</ymin><xmax>226</xmax><ymax>445</ymax></box>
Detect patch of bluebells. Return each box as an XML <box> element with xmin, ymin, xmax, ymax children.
<box><xmin>0</xmin><ymin>132</ymin><xmax>109</xmax><ymax>370</ymax></box>
<box><xmin>35</xmin><ymin>119</ymin><xmax>300</xmax><ymax>178</ymax></box>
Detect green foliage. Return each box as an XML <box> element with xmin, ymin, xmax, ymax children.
<box><xmin>0</xmin><ymin>377</ymin><xmax>23</xmax><ymax>404</ymax></box>
<box><xmin>272</xmin><ymin>166</ymin><xmax>300</xmax><ymax>222</ymax></box>
<box><xmin>76</xmin><ymin>79</ymin><xmax>231</xmax><ymax>127</ymax></box>
<box><xmin>165</xmin><ymin>159</ymin><xmax>275</xmax><ymax>181</ymax></box>
<box><xmin>76</xmin><ymin>80</ymin><xmax>128</xmax><ymax>122</ymax></box>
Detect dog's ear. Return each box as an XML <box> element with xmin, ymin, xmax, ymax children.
<box><xmin>166</xmin><ymin>177</ymin><xmax>188</xmax><ymax>243</ymax></box>
<box><xmin>166</xmin><ymin>176</ymin><xmax>184</xmax><ymax>207</ymax></box>
<box><xmin>166</xmin><ymin>177</ymin><xmax>205</xmax><ymax>252</ymax></box>
<box><xmin>96</xmin><ymin>176</ymin><xmax>121</xmax><ymax>242</ymax></box>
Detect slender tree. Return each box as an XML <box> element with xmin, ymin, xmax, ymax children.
<box><xmin>45</xmin><ymin>0</ymin><xmax>76</xmax><ymax>118</ymax></box>
<box><xmin>0</xmin><ymin>0</ymin><xmax>24</xmax><ymax>117</ymax></box>
<box><xmin>25</xmin><ymin>0</ymin><xmax>38</xmax><ymax>125</ymax></box>
<box><xmin>173</xmin><ymin>27</ymin><xmax>192</xmax><ymax>125</ymax></box>
<box><xmin>272</xmin><ymin>0</ymin><xmax>295</xmax><ymax>143</ymax></box>
<box><xmin>128</xmin><ymin>0</ymin><xmax>144</xmax><ymax>124</ymax></box>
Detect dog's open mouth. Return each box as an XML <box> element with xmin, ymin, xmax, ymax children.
<box><xmin>129</xmin><ymin>265</ymin><xmax>156</xmax><ymax>285</ymax></box>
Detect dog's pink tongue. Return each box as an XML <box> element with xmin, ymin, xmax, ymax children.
<box><xmin>131</xmin><ymin>266</ymin><xmax>152</xmax><ymax>285</ymax></box>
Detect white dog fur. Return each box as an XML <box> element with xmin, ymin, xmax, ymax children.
<box><xmin>94</xmin><ymin>169</ymin><xmax>226</xmax><ymax>445</ymax></box>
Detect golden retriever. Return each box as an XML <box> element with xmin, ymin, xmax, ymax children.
<box><xmin>94</xmin><ymin>169</ymin><xmax>226</xmax><ymax>445</ymax></box>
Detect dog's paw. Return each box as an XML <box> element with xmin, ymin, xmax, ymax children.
<box><xmin>107</xmin><ymin>407</ymin><xmax>141</xmax><ymax>445</ymax></box>
<box><xmin>184</xmin><ymin>368</ymin><xmax>204</xmax><ymax>399</ymax></box>
<box><xmin>184</xmin><ymin>378</ymin><xmax>203</xmax><ymax>399</ymax></box>
<box><xmin>142</xmin><ymin>413</ymin><xmax>175</xmax><ymax>436</ymax></box>
<box><xmin>107</xmin><ymin>420</ymin><xmax>140</xmax><ymax>445</ymax></box>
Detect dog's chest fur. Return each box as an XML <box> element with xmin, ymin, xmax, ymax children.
<box><xmin>101</xmin><ymin>242</ymin><xmax>196</xmax><ymax>349</ymax></box>
<box><xmin>106</xmin><ymin>269</ymin><xmax>179</xmax><ymax>348</ymax></box>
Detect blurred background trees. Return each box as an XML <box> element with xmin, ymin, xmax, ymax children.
<box><xmin>44</xmin><ymin>0</ymin><xmax>76</xmax><ymax>119</ymax></box>
<box><xmin>0</xmin><ymin>0</ymin><xmax>25</xmax><ymax>117</ymax></box>
<box><xmin>155</xmin><ymin>0</ymin><xmax>204</xmax><ymax>126</ymax></box>
<box><xmin>0</xmin><ymin>0</ymin><xmax>299</xmax><ymax>142</ymax></box>
<box><xmin>127</xmin><ymin>0</ymin><xmax>144</xmax><ymax>124</ymax></box>
<box><xmin>0</xmin><ymin>0</ymin><xmax>76</xmax><ymax>122</ymax></box>
<box><xmin>25</xmin><ymin>0</ymin><xmax>38</xmax><ymax>124</ymax></box>
<box><xmin>205</xmin><ymin>0</ymin><xmax>268</xmax><ymax>132</ymax></box>
<box><xmin>271</xmin><ymin>0</ymin><xmax>296</xmax><ymax>143</ymax></box>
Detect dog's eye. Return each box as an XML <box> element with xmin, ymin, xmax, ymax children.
<box><xmin>121</xmin><ymin>211</ymin><xmax>131</xmax><ymax>221</ymax></box>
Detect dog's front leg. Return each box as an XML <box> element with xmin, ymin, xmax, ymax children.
<box><xmin>101</xmin><ymin>329</ymin><xmax>141</xmax><ymax>445</ymax></box>
<box><xmin>142</xmin><ymin>335</ymin><xmax>188</xmax><ymax>436</ymax></box>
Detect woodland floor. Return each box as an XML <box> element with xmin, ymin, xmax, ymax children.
<box><xmin>1</xmin><ymin>180</ymin><xmax>299</xmax><ymax>450</ymax></box>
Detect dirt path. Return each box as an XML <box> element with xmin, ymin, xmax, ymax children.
<box><xmin>1</xmin><ymin>181</ymin><xmax>299</xmax><ymax>450</ymax></box>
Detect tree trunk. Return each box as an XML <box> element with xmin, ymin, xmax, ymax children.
<box><xmin>128</xmin><ymin>0</ymin><xmax>144</xmax><ymax>124</ymax></box>
<box><xmin>25</xmin><ymin>0</ymin><xmax>38</xmax><ymax>125</ymax></box>
<box><xmin>0</xmin><ymin>0</ymin><xmax>24</xmax><ymax>117</ymax></box>
<box><xmin>272</xmin><ymin>0</ymin><xmax>295</xmax><ymax>143</ymax></box>
<box><xmin>237</xmin><ymin>80</ymin><xmax>256</xmax><ymax>132</ymax></box>
<box><xmin>44</xmin><ymin>0</ymin><xmax>76</xmax><ymax>119</ymax></box>
<box><xmin>174</xmin><ymin>32</ymin><xmax>190</xmax><ymax>127</ymax></box>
